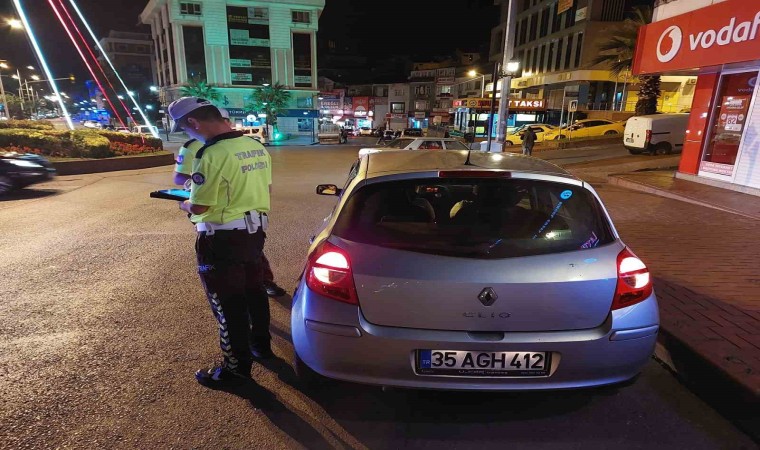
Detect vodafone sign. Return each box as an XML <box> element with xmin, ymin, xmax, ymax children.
<box><xmin>634</xmin><ymin>1</ymin><xmax>760</xmax><ymax>74</ymax></box>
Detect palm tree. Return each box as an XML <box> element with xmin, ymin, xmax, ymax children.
<box><xmin>180</xmin><ymin>78</ymin><xmax>221</xmax><ymax>104</ymax></box>
<box><xmin>593</xmin><ymin>6</ymin><xmax>660</xmax><ymax>115</ymax></box>
<box><xmin>244</xmin><ymin>83</ymin><xmax>291</xmax><ymax>132</ymax></box>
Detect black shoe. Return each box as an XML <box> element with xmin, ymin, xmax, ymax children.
<box><xmin>195</xmin><ymin>365</ymin><xmax>250</xmax><ymax>388</ymax></box>
<box><xmin>251</xmin><ymin>347</ymin><xmax>275</xmax><ymax>360</ymax></box>
<box><xmin>264</xmin><ymin>281</ymin><xmax>287</xmax><ymax>297</ymax></box>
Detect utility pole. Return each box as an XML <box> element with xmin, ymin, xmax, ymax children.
<box><xmin>496</xmin><ymin>0</ymin><xmax>519</xmax><ymax>143</ymax></box>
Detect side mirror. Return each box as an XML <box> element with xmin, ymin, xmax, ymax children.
<box><xmin>316</xmin><ymin>184</ymin><xmax>342</xmax><ymax>196</ymax></box>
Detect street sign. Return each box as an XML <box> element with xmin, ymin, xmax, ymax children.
<box><xmin>569</xmin><ymin>100</ymin><xmax>578</xmax><ymax>112</ymax></box>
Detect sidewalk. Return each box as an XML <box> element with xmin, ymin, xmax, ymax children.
<box><xmin>604</xmin><ymin>169</ymin><xmax>759</xmax><ymax>434</ymax></box>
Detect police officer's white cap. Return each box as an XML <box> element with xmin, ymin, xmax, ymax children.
<box><xmin>167</xmin><ymin>97</ymin><xmax>214</xmax><ymax>132</ymax></box>
<box><xmin>218</xmin><ymin>108</ymin><xmax>230</xmax><ymax>120</ymax></box>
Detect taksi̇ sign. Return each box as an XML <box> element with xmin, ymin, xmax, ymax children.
<box><xmin>634</xmin><ymin>2</ymin><xmax>760</xmax><ymax>74</ymax></box>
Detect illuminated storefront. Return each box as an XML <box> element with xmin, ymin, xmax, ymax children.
<box><xmin>453</xmin><ymin>98</ymin><xmax>547</xmax><ymax>136</ymax></box>
<box><xmin>633</xmin><ymin>0</ymin><xmax>760</xmax><ymax>193</ymax></box>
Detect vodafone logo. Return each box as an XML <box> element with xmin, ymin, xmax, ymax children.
<box><xmin>657</xmin><ymin>26</ymin><xmax>683</xmax><ymax>63</ymax></box>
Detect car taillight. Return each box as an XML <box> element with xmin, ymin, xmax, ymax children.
<box><xmin>612</xmin><ymin>247</ymin><xmax>653</xmax><ymax>310</ymax></box>
<box><xmin>645</xmin><ymin>130</ymin><xmax>652</xmax><ymax>144</ymax></box>
<box><xmin>305</xmin><ymin>241</ymin><xmax>358</xmax><ymax>305</ymax></box>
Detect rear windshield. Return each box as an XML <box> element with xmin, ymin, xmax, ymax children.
<box><xmin>333</xmin><ymin>178</ymin><xmax>614</xmax><ymax>259</ymax></box>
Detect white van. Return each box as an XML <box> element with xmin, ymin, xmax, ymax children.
<box><xmin>132</xmin><ymin>125</ymin><xmax>159</xmax><ymax>136</ymax></box>
<box><xmin>624</xmin><ymin>113</ymin><xmax>689</xmax><ymax>155</ymax></box>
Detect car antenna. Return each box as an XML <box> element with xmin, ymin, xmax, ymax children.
<box><xmin>464</xmin><ymin>149</ymin><xmax>474</xmax><ymax>166</ymax></box>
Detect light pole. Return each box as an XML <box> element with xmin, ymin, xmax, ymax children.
<box><xmin>496</xmin><ymin>0</ymin><xmax>519</xmax><ymax>143</ymax></box>
<box><xmin>467</xmin><ymin>70</ymin><xmax>486</xmax><ymax>98</ymax></box>
<box><xmin>486</xmin><ymin>60</ymin><xmax>520</xmax><ymax>153</ymax></box>
<box><xmin>0</xmin><ymin>62</ymin><xmax>8</xmax><ymax>119</ymax></box>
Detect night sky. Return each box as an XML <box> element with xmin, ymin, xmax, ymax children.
<box><xmin>0</xmin><ymin>0</ymin><xmax>649</xmax><ymax>92</ymax></box>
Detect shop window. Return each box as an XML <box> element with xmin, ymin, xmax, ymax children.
<box><xmin>700</xmin><ymin>71</ymin><xmax>758</xmax><ymax>177</ymax></box>
<box><xmin>292</xmin><ymin>11</ymin><xmax>311</xmax><ymax>24</ymax></box>
<box><xmin>391</xmin><ymin>102</ymin><xmax>405</xmax><ymax>114</ymax></box>
<box><xmin>180</xmin><ymin>2</ymin><xmax>202</xmax><ymax>16</ymax></box>
<box><xmin>298</xmin><ymin>118</ymin><xmax>313</xmax><ymax>132</ymax></box>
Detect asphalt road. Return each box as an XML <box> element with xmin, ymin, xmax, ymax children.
<box><xmin>0</xmin><ymin>141</ymin><xmax>754</xmax><ymax>449</ymax></box>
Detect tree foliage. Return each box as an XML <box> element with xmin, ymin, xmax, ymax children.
<box><xmin>244</xmin><ymin>83</ymin><xmax>291</xmax><ymax>129</ymax></box>
<box><xmin>180</xmin><ymin>78</ymin><xmax>221</xmax><ymax>104</ymax></box>
<box><xmin>592</xmin><ymin>6</ymin><xmax>661</xmax><ymax>115</ymax></box>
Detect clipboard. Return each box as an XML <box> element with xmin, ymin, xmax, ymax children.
<box><xmin>150</xmin><ymin>189</ymin><xmax>191</xmax><ymax>201</ymax></box>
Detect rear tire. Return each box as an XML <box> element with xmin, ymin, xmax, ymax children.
<box><xmin>654</xmin><ymin>142</ymin><xmax>672</xmax><ymax>155</ymax></box>
<box><xmin>294</xmin><ymin>353</ymin><xmax>327</xmax><ymax>389</ymax></box>
<box><xmin>0</xmin><ymin>176</ymin><xmax>15</xmax><ymax>195</ymax></box>
<box><xmin>604</xmin><ymin>130</ymin><xmax>619</xmax><ymax>136</ymax></box>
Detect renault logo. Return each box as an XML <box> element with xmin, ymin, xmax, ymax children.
<box><xmin>478</xmin><ymin>288</ymin><xmax>498</xmax><ymax>306</ymax></box>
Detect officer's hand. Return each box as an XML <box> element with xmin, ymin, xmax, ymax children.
<box><xmin>179</xmin><ymin>200</ymin><xmax>192</xmax><ymax>213</ymax></box>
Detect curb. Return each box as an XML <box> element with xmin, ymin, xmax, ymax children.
<box><xmin>608</xmin><ymin>174</ymin><xmax>759</xmax><ymax>220</ymax></box>
<box><xmin>654</xmin><ymin>332</ymin><xmax>759</xmax><ymax>441</ymax></box>
<box><xmin>52</xmin><ymin>153</ymin><xmax>175</xmax><ymax>176</ymax></box>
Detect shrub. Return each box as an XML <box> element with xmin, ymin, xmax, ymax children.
<box><xmin>110</xmin><ymin>141</ymin><xmax>160</xmax><ymax>156</ymax></box>
<box><xmin>0</xmin><ymin>120</ymin><xmax>56</xmax><ymax>130</ymax></box>
<box><xmin>97</xmin><ymin>130</ymin><xmax>163</xmax><ymax>149</ymax></box>
<box><xmin>71</xmin><ymin>131</ymin><xmax>113</xmax><ymax>158</ymax></box>
<box><xmin>0</xmin><ymin>129</ymin><xmax>68</xmax><ymax>156</ymax></box>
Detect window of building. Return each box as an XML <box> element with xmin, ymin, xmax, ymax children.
<box><xmin>293</xmin><ymin>33</ymin><xmax>313</xmax><ymax>88</ymax></box>
<box><xmin>376</xmin><ymin>86</ymin><xmax>387</xmax><ymax>96</ymax></box>
<box><xmin>564</xmin><ymin>36</ymin><xmax>573</xmax><ymax>70</ymax></box>
<box><xmin>492</xmin><ymin>30</ymin><xmax>503</xmax><ymax>55</ymax></box>
<box><xmin>574</xmin><ymin>32</ymin><xmax>584</xmax><ymax>68</ymax></box>
<box><xmin>166</xmin><ymin>26</ymin><xmax>176</xmax><ymax>84</ymax></box>
<box><xmin>227</xmin><ymin>6</ymin><xmax>271</xmax><ymax>85</ymax></box>
<box><xmin>414</xmin><ymin>100</ymin><xmax>428</xmax><ymax>111</ymax></box>
<box><xmin>539</xmin><ymin>44</ymin><xmax>546</xmax><ymax>73</ymax></box>
<box><xmin>182</xmin><ymin>26</ymin><xmax>206</xmax><ymax>81</ymax></box>
<box><xmin>298</xmin><ymin>118</ymin><xmax>313</xmax><ymax>132</ymax></box>
<box><xmin>519</xmin><ymin>18</ymin><xmax>528</xmax><ymax>46</ymax></box>
<box><xmin>521</xmin><ymin>0</ymin><xmax>530</xmax><ymax>12</ymax></box>
<box><xmin>531</xmin><ymin>47</ymin><xmax>539</xmax><ymax>73</ymax></box>
<box><xmin>555</xmin><ymin>39</ymin><xmax>563</xmax><ymax>72</ymax></box>
<box><xmin>529</xmin><ymin>13</ymin><xmax>538</xmax><ymax>41</ymax></box>
<box><xmin>553</xmin><ymin>3</ymin><xmax>562</xmax><ymax>32</ymax></box>
<box><xmin>438</xmin><ymin>85</ymin><xmax>452</xmax><ymax>95</ymax></box>
<box><xmin>179</xmin><ymin>2</ymin><xmax>201</xmax><ymax>16</ymax></box>
<box><xmin>565</xmin><ymin>2</ymin><xmax>577</xmax><ymax>29</ymax></box>
<box><xmin>251</xmin><ymin>8</ymin><xmax>268</xmax><ymax>20</ymax></box>
<box><xmin>539</xmin><ymin>8</ymin><xmax>550</xmax><ymax>37</ymax></box>
<box><xmin>391</xmin><ymin>102</ymin><xmax>405</xmax><ymax>114</ymax></box>
<box><xmin>547</xmin><ymin>41</ymin><xmax>555</xmax><ymax>73</ymax></box>
<box><xmin>292</xmin><ymin>10</ymin><xmax>311</xmax><ymax>24</ymax></box>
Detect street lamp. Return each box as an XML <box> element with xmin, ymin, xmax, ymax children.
<box><xmin>26</xmin><ymin>65</ymin><xmax>34</xmax><ymax>70</ymax></box>
<box><xmin>6</xmin><ymin>18</ymin><xmax>22</xmax><ymax>29</ymax></box>
<box><xmin>467</xmin><ymin>70</ymin><xmax>486</xmax><ymax>98</ymax></box>
<box><xmin>149</xmin><ymin>86</ymin><xmax>158</xmax><ymax>92</ymax></box>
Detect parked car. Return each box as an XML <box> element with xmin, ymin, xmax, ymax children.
<box><xmin>82</xmin><ymin>120</ymin><xmax>101</xmax><ymax>129</ymax></box>
<box><xmin>359</xmin><ymin>127</ymin><xmax>374</xmax><ymax>136</ymax></box>
<box><xmin>504</xmin><ymin>124</ymin><xmax>557</xmax><ymax>146</ymax></box>
<box><xmin>115</xmin><ymin>127</ymin><xmax>132</xmax><ymax>134</ymax></box>
<box><xmin>359</xmin><ymin>137</ymin><xmax>470</xmax><ymax>157</ymax></box>
<box><xmin>242</xmin><ymin>126</ymin><xmax>269</xmax><ymax>145</ymax></box>
<box><xmin>624</xmin><ymin>114</ymin><xmax>689</xmax><ymax>155</ymax></box>
<box><xmin>318</xmin><ymin>123</ymin><xmax>346</xmax><ymax>144</ymax></box>
<box><xmin>292</xmin><ymin>150</ymin><xmax>659</xmax><ymax>390</ymax></box>
<box><xmin>0</xmin><ymin>152</ymin><xmax>56</xmax><ymax>195</ymax></box>
<box><xmin>402</xmin><ymin>128</ymin><xmax>424</xmax><ymax>137</ymax></box>
<box><xmin>544</xmin><ymin>119</ymin><xmax>626</xmax><ymax>140</ymax></box>
<box><xmin>377</xmin><ymin>129</ymin><xmax>397</xmax><ymax>143</ymax></box>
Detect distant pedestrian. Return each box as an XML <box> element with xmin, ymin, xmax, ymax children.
<box><xmin>522</xmin><ymin>126</ymin><xmax>537</xmax><ymax>156</ymax></box>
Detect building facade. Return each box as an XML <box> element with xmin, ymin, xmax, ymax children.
<box><xmin>633</xmin><ymin>0</ymin><xmax>760</xmax><ymax>194</ymax></box>
<box><xmin>489</xmin><ymin>0</ymin><xmax>695</xmax><ymax>123</ymax></box>
<box><xmin>97</xmin><ymin>31</ymin><xmax>156</xmax><ymax>92</ymax></box>
<box><xmin>139</xmin><ymin>0</ymin><xmax>324</xmax><ymax>136</ymax></box>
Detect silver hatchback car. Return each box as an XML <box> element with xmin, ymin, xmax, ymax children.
<box><xmin>292</xmin><ymin>150</ymin><xmax>659</xmax><ymax>390</ymax></box>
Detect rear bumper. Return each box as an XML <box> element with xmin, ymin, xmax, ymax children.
<box><xmin>624</xmin><ymin>144</ymin><xmax>651</xmax><ymax>152</ymax></box>
<box><xmin>292</xmin><ymin>286</ymin><xmax>659</xmax><ymax>391</ymax></box>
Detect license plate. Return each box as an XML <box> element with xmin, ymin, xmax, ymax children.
<box><xmin>417</xmin><ymin>350</ymin><xmax>551</xmax><ymax>377</ymax></box>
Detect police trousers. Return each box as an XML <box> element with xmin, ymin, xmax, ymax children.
<box><xmin>195</xmin><ymin>228</ymin><xmax>270</xmax><ymax>373</ymax></box>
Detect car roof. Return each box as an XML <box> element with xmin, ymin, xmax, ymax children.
<box><xmin>365</xmin><ymin>150</ymin><xmax>573</xmax><ymax>178</ymax></box>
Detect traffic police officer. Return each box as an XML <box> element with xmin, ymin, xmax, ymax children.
<box><xmin>173</xmin><ymin>107</ymin><xmax>286</xmax><ymax>298</ymax></box>
<box><xmin>168</xmin><ymin>97</ymin><xmax>273</xmax><ymax>387</ymax></box>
